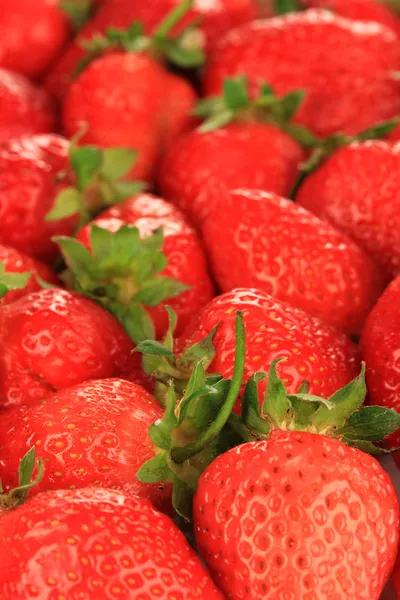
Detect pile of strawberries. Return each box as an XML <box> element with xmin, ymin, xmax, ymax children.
<box><xmin>3</xmin><ymin>0</ymin><xmax>400</xmax><ymax>598</ymax></box>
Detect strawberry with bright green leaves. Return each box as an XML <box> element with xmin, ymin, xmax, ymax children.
<box><xmin>0</xmin><ymin>488</ymin><xmax>224</xmax><ymax>599</ymax></box>
<box><xmin>62</xmin><ymin>1</ymin><xmax>203</xmax><ymax>181</ymax></box>
<box><xmin>158</xmin><ymin>77</ymin><xmax>309</xmax><ymax>227</ymax></box>
<box><xmin>0</xmin><ymin>134</ymin><xmax>141</xmax><ymax>263</ymax></box>
<box><xmin>55</xmin><ymin>193</ymin><xmax>214</xmax><ymax>342</ymax></box>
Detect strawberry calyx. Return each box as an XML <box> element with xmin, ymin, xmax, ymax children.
<box><xmin>54</xmin><ymin>227</ymin><xmax>191</xmax><ymax>345</ymax></box>
<box><xmin>273</xmin><ymin>0</ymin><xmax>303</xmax><ymax>14</ymax></box>
<box><xmin>60</xmin><ymin>0</ymin><xmax>93</xmax><ymax>30</ymax></box>
<box><xmin>46</xmin><ymin>140</ymin><xmax>146</xmax><ymax>228</ymax></box>
<box><xmin>76</xmin><ymin>0</ymin><xmax>205</xmax><ymax>76</ymax></box>
<box><xmin>194</xmin><ymin>76</ymin><xmax>318</xmax><ymax>148</ymax></box>
<box><xmin>0</xmin><ymin>447</ymin><xmax>43</xmax><ymax>511</ymax></box>
<box><xmin>0</xmin><ymin>262</ymin><xmax>31</xmax><ymax>299</ymax></box>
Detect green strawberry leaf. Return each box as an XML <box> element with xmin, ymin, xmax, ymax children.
<box><xmin>242</xmin><ymin>373</ymin><xmax>271</xmax><ymax>436</ymax></box>
<box><xmin>274</xmin><ymin>0</ymin><xmax>302</xmax><ymax>13</ymax></box>
<box><xmin>0</xmin><ymin>447</ymin><xmax>44</xmax><ymax>510</ymax></box>
<box><xmin>262</xmin><ymin>358</ymin><xmax>292</xmax><ymax>427</ymax></box>
<box><xmin>223</xmin><ymin>77</ymin><xmax>250</xmax><ymax>111</ymax></box>
<box><xmin>45</xmin><ymin>188</ymin><xmax>83</xmax><ymax>222</ymax></box>
<box><xmin>101</xmin><ymin>148</ymin><xmax>138</xmax><ymax>180</ymax></box>
<box><xmin>0</xmin><ymin>265</ymin><xmax>31</xmax><ymax>299</ymax></box>
<box><xmin>132</xmin><ymin>277</ymin><xmax>191</xmax><ymax>307</ymax></box>
<box><xmin>137</xmin><ymin>454</ymin><xmax>171</xmax><ymax>483</ymax></box>
<box><xmin>60</xmin><ymin>0</ymin><xmax>93</xmax><ymax>30</ymax></box>
<box><xmin>136</xmin><ymin>340</ymin><xmax>174</xmax><ymax>357</ymax></box>
<box><xmin>337</xmin><ymin>406</ymin><xmax>400</xmax><ymax>442</ymax></box>
<box><xmin>71</xmin><ymin>146</ymin><xmax>103</xmax><ymax>191</ymax></box>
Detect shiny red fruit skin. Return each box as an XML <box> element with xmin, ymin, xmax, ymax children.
<box><xmin>203</xmin><ymin>10</ymin><xmax>400</xmax><ymax>138</ymax></box>
<box><xmin>201</xmin><ymin>188</ymin><xmax>382</xmax><ymax>335</ymax></box>
<box><xmin>0</xmin><ymin>488</ymin><xmax>224</xmax><ymax>600</ymax></box>
<box><xmin>194</xmin><ymin>431</ymin><xmax>399</xmax><ymax>600</ymax></box>
<box><xmin>0</xmin><ymin>244</ymin><xmax>59</xmax><ymax>305</ymax></box>
<box><xmin>0</xmin><ymin>0</ymin><xmax>70</xmax><ymax>80</ymax></box>
<box><xmin>0</xmin><ymin>69</ymin><xmax>55</xmax><ymax>145</ymax></box>
<box><xmin>0</xmin><ymin>288</ymin><xmax>142</xmax><ymax>409</ymax></box>
<box><xmin>302</xmin><ymin>0</ymin><xmax>400</xmax><ymax>36</ymax></box>
<box><xmin>77</xmin><ymin>193</ymin><xmax>214</xmax><ymax>338</ymax></box>
<box><xmin>63</xmin><ymin>53</ymin><xmax>197</xmax><ymax>181</ymax></box>
<box><xmin>45</xmin><ymin>0</ymin><xmax>260</xmax><ymax>101</ymax></box>
<box><xmin>361</xmin><ymin>275</ymin><xmax>400</xmax><ymax>465</ymax></box>
<box><xmin>158</xmin><ymin>123</ymin><xmax>305</xmax><ymax>227</ymax></box>
<box><xmin>296</xmin><ymin>140</ymin><xmax>400</xmax><ymax>282</ymax></box>
<box><xmin>177</xmin><ymin>288</ymin><xmax>360</xmax><ymax>410</ymax></box>
<box><xmin>0</xmin><ymin>378</ymin><xmax>172</xmax><ymax>511</ymax></box>
<box><xmin>0</xmin><ymin>135</ymin><xmax>78</xmax><ymax>263</ymax></box>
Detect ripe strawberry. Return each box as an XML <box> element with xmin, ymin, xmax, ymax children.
<box><xmin>296</xmin><ymin>140</ymin><xmax>400</xmax><ymax>282</ymax></box>
<box><xmin>0</xmin><ymin>0</ymin><xmax>71</xmax><ymax>80</ymax></box>
<box><xmin>0</xmin><ymin>69</ymin><xmax>55</xmax><ymax>144</ymax></box>
<box><xmin>59</xmin><ymin>193</ymin><xmax>214</xmax><ymax>341</ymax></box>
<box><xmin>0</xmin><ymin>487</ymin><xmax>224</xmax><ymax>599</ymax></box>
<box><xmin>393</xmin><ymin>555</ymin><xmax>400</xmax><ymax>597</ymax></box>
<box><xmin>0</xmin><ymin>288</ymin><xmax>143</xmax><ymax>409</ymax></box>
<box><xmin>0</xmin><ymin>244</ymin><xmax>58</xmax><ymax>305</ymax></box>
<box><xmin>203</xmin><ymin>10</ymin><xmax>400</xmax><ymax>138</ymax></box>
<box><xmin>0</xmin><ymin>378</ymin><xmax>172</xmax><ymax>511</ymax></box>
<box><xmin>200</xmin><ymin>186</ymin><xmax>382</xmax><ymax>335</ymax></box>
<box><xmin>45</xmin><ymin>0</ymin><xmax>260</xmax><ymax>101</ymax></box>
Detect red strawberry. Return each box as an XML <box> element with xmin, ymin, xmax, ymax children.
<box><xmin>0</xmin><ymin>487</ymin><xmax>224</xmax><ymax>599</ymax></box>
<box><xmin>0</xmin><ymin>378</ymin><xmax>171</xmax><ymax>511</ymax></box>
<box><xmin>203</xmin><ymin>10</ymin><xmax>400</xmax><ymax>138</ymax></box>
<box><xmin>296</xmin><ymin>140</ymin><xmax>400</xmax><ymax>282</ymax></box>
<box><xmin>0</xmin><ymin>69</ymin><xmax>55</xmax><ymax>144</ymax></box>
<box><xmin>361</xmin><ymin>274</ymin><xmax>400</xmax><ymax>465</ymax></box>
<box><xmin>0</xmin><ymin>0</ymin><xmax>70</xmax><ymax>80</ymax></box>
<box><xmin>174</xmin><ymin>288</ymin><xmax>360</xmax><ymax>407</ymax></box>
<box><xmin>200</xmin><ymin>186</ymin><xmax>382</xmax><ymax>335</ymax></box>
<box><xmin>45</xmin><ymin>0</ymin><xmax>260</xmax><ymax>101</ymax></box>
<box><xmin>194</xmin><ymin>430</ymin><xmax>399</xmax><ymax>599</ymax></box>
<box><xmin>63</xmin><ymin>193</ymin><xmax>214</xmax><ymax>340</ymax></box>
<box><xmin>0</xmin><ymin>288</ymin><xmax>143</xmax><ymax>409</ymax></box>
<box><xmin>393</xmin><ymin>554</ymin><xmax>400</xmax><ymax>597</ymax></box>
<box><xmin>0</xmin><ymin>244</ymin><xmax>58</xmax><ymax>305</ymax></box>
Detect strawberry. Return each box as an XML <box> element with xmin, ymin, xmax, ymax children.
<box><xmin>0</xmin><ymin>69</ymin><xmax>55</xmax><ymax>144</ymax></box>
<box><xmin>200</xmin><ymin>186</ymin><xmax>382</xmax><ymax>335</ymax></box>
<box><xmin>158</xmin><ymin>77</ymin><xmax>309</xmax><ymax>227</ymax></box>
<box><xmin>0</xmin><ymin>0</ymin><xmax>71</xmax><ymax>80</ymax></box>
<box><xmin>57</xmin><ymin>193</ymin><xmax>214</xmax><ymax>342</ymax></box>
<box><xmin>0</xmin><ymin>487</ymin><xmax>224</xmax><ymax>599</ymax></box>
<box><xmin>45</xmin><ymin>0</ymin><xmax>260</xmax><ymax>101</ymax></box>
<box><xmin>0</xmin><ymin>378</ymin><xmax>172</xmax><ymax>511</ymax></box>
<box><xmin>393</xmin><ymin>555</ymin><xmax>400</xmax><ymax>597</ymax></box>
<box><xmin>0</xmin><ymin>288</ymin><xmax>143</xmax><ymax>409</ymax></box>
<box><xmin>203</xmin><ymin>10</ymin><xmax>400</xmax><ymax>138</ymax></box>
<box><xmin>0</xmin><ymin>244</ymin><xmax>58</xmax><ymax>305</ymax></box>
<box><xmin>0</xmin><ymin>134</ymin><xmax>141</xmax><ymax>263</ymax></box>
<box><xmin>296</xmin><ymin>139</ymin><xmax>400</xmax><ymax>282</ymax></box>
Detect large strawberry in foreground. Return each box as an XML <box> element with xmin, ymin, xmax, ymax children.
<box><xmin>0</xmin><ymin>488</ymin><xmax>224</xmax><ymax>599</ymax></box>
<box><xmin>203</xmin><ymin>10</ymin><xmax>400</xmax><ymax>137</ymax></box>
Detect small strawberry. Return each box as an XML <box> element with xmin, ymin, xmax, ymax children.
<box><xmin>200</xmin><ymin>186</ymin><xmax>383</xmax><ymax>335</ymax></box>
<box><xmin>0</xmin><ymin>134</ymin><xmax>141</xmax><ymax>262</ymax></box>
<box><xmin>0</xmin><ymin>244</ymin><xmax>58</xmax><ymax>305</ymax></box>
<box><xmin>0</xmin><ymin>288</ymin><xmax>143</xmax><ymax>409</ymax></box>
<box><xmin>0</xmin><ymin>69</ymin><xmax>55</xmax><ymax>144</ymax></box>
<box><xmin>56</xmin><ymin>193</ymin><xmax>214</xmax><ymax>342</ymax></box>
<box><xmin>0</xmin><ymin>378</ymin><xmax>172</xmax><ymax>511</ymax></box>
<box><xmin>203</xmin><ymin>10</ymin><xmax>400</xmax><ymax>138</ymax></box>
<box><xmin>296</xmin><ymin>139</ymin><xmax>400</xmax><ymax>282</ymax></box>
<box><xmin>45</xmin><ymin>0</ymin><xmax>260</xmax><ymax>101</ymax></box>
<box><xmin>0</xmin><ymin>487</ymin><xmax>224</xmax><ymax>599</ymax></box>
<box><xmin>158</xmin><ymin>77</ymin><xmax>310</xmax><ymax>226</ymax></box>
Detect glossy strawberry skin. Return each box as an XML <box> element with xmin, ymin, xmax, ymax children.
<box><xmin>0</xmin><ymin>378</ymin><xmax>172</xmax><ymax>511</ymax></box>
<box><xmin>296</xmin><ymin>140</ymin><xmax>400</xmax><ymax>282</ymax></box>
<box><xmin>63</xmin><ymin>52</ymin><xmax>197</xmax><ymax>181</ymax></box>
<box><xmin>158</xmin><ymin>123</ymin><xmax>305</xmax><ymax>227</ymax></box>
<box><xmin>0</xmin><ymin>135</ymin><xmax>78</xmax><ymax>263</ymax></box>
<box><xmin>0</xmin><ymin>488</ymin><xmax>224</xmax><ymax>600</ymax></box>
<box><xmin>177</xmin><ymin>289</ymin><xmax>360</xmax><ymax>409</ymax></box>
<box><xmin>204</xmin><ymin>10</ymin><xmax>400</xmax><ymax>138</ymax></box>
<box><xmin>361</xmin><ymin>275</ymin><xmax>400</xmax><ymax>466</ymax></box>
<box><xmin>0</xmin><ymin>0</ymin><xmax>70</xmax><ymax>80</ymax></box>
<box><xmin>194</xmin><ymin>431</ymin><xmax>399</xmax><ymax>599</ymax></box>
<box><xmin>77</xmin><ymin>193</ymin><xmax>214</xmax><ymax>338</ymax></box>
<box><xmin>0</xmin><ymin>69</ymin><xmax>55</xmax><ymax>144</ymax></box>
<box><xmin>45</xmin><ymin>0</ymin><xmax>260</xmax><ymax>101</ymax></box>
<box><xmin>201</xmin><ymin>188</ymin><xmax>382</xmax><ymax>335</ymax></box>
<box><xmin>0</xmin><ymin>288</ymin><xmax>144</xmax><ymax>409</ymax></box>
<box><xmin>0</xmin><ymin>244</ymin><xmax>59</xmax><ymax>305</ymax></box>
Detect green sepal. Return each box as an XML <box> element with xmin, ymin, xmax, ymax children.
<box><xmin>60</xmin><ymin>0</ymin><xmax>93</xmax><ymax>30</ymax></box>
<box><xmin>0</xmin><ymin>262</ymin><xmax>31</xmax><ymax>299</ymax></box>
<box><xmin>45</xmin><ymin>188</ymin><xmax>83</xmax><ymax>222</ymax></box>
<box><xmin>274</xmin><ymin>0</ymin><xmax>302</xmax><ymax>13</ymax></box>
<box><xmin>0</xmin><ymin>447</ymin><xmax>44</xmax><ymax>510</ymax></box>
<box><xmin>261</xmin><ymin>358</ymin><xmax>291</xmax><ymax>427</ymax></box>
<box><xmin>137</xmin><ymin>454</ymin><xmax>171</xmax><ymax>483</ymax></box>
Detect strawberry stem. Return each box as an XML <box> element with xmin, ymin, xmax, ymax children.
<box><xmin>155</xmin><ymin>0</ymin><xmax>195</xmax><ymax>38</ymax></box>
